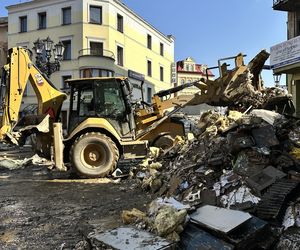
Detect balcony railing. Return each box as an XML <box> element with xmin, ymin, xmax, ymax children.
<box><xmin>273</xmin><ymin>0</ymin><xmax>300</xmax><ymax>11</ymax></box>
<box><xmin>78</xmin><ymin>48</ymin><xmax>115</xmax><ymax>60</ymax></box>
<box><xmin>273</xmin><ymin>0</ymin><xmax>285</xmax><ymax>5</ymax></box>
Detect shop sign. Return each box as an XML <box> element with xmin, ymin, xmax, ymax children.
<box><xmin>128</xmin><ymin>70</ymin><xmax>145</xmax><ymax>81</ymax></box>
<box><xmin>270</xmin><ymin>36</ymin><xmax>300</xmax><ymax>69</ymax></box>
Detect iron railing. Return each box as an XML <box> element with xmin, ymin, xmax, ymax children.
<box><xmin>78</xmin><ymin>48</ymin><xmax>115</xmax><ymax>60</ymax></box>
<box><xmin>273</xmin><ymin>0</ymin><xmax>285</xmax><ymax>5</ymax></box>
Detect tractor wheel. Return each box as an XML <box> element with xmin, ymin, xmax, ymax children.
<box><xmin>153</xmin><ymin>135</ymin><xmax>175</xmax><ymax>150</ymax></box>
<box><xmin>70</xmin><ymin>132</ymin><xmax>119</xmax><ymax>178</ymax></box>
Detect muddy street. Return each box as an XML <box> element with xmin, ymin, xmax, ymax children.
<box><xmin>0</xmin><ymin>164</ymin><xmax>152</xmax><ymax>250</ymax></box>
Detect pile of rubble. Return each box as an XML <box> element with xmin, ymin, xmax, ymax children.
<box><xmin>137</xmin><ymin>108</ymin><xmax>300</xmax><ymax>202</ymax></box>
<box><xmin>90</xmin><ymin>108</ymin><xmax>300</xmax><ymax>249</ymax></box>
<box><xmin>0</xmin><ymin>144</ymin><xmax>51</xmax><ymax>170</ymax></box>
<box><xmin>83</xmin><ymin>51</ymin><xmax>300</xmax><ymax>249</ymax></box>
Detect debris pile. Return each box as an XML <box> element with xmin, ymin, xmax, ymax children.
<box><xmin>121</xmin><ymin>197</ymin><xmax>189</xmax><ymax>242</ymax></box>
<box><xmin>137</xmin><ymin>108</ymin><xmax>300</xmax><ymax>201</ymax></box>
<box><xmin>188</xmin><ymin>50</ymin><xmax>294</xmax><ymax>116</ymax></box>
<box><xmin>0</xmin><ymin>145</ymin><xmax>52</xmax><ymax>170</ymax></box>
<box><xmin>79</xmin><ymin>50</ymin><xmax>300</xmax><ymax>249</ymax></box>
<box><xmin>119</xmin><ymin>107</ymin><xmax>300</xmax><ymax>249</ymax></box>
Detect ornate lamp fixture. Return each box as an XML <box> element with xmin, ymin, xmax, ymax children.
<box><xmin>33</xmin><ymin>37</ymin><xmax>65</xmax><ymax>77</ymax></box>
<box><xmin>273</xmin><ymin>73</ymin><xmax>282</xmax><ymax>88</ymax></box>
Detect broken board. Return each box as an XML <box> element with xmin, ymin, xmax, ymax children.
<box><xmin>190</xmin><ymin>205</ymin><xmax>252</xmax><ymax>234</ymax></box>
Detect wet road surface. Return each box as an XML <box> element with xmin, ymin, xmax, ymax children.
<box><xmin>0</xmin><ymin>165</ymin><xmax>151</xmax><ymax>249</ymax></box>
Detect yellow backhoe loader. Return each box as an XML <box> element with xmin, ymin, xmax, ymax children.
<box><xmin>0</xmin><ymin>47</ymin><xmax>294</xmax><ymax>178</ymax></box>
<box><xmin>0</xmin><ymin>47</ymin><xmax>201</xmax><ymax>177</ymax></box>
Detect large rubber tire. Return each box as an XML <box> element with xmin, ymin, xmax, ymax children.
<box><xmin>153</xmin><ymin>135</ymin><xmax>175</xmax><ymax>150</ymax></box>
<box><xmin>70</xmin><ymin>132</ymin><xmax>119</xmax><ymax>178</ymax></box>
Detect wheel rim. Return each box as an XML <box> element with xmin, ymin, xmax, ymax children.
<box><xmin>81</xmin><ymin>143</ymin><xmax>107</xmax><ymax>169</ymax></box>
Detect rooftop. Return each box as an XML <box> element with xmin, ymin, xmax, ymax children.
<box><xmin>177</xmin><ymin>60</ymin><xmax>215</xmax><ymax>77</ymax></box>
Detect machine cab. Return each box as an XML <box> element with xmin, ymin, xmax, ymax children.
<box><xmin>67</xmin><ymin>77</ymin><xmax>135</xmax><ymax>137</ymax></box>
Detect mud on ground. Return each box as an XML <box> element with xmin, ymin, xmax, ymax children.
<box><xmin>0</xmin><ymin>164</ymin><xmax>152</xmax><ymax>250</ymax></box>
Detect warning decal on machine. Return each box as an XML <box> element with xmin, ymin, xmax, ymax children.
<box><xmin>35</xmin><ymin>74</ymin><xmax>44</xmax><ymax>86</ymax></box>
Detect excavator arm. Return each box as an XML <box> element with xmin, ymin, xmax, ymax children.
<box><xmin>0</xmin><ymin>47</ymin><xmax>67</xmax><ymax>140</ymax></box>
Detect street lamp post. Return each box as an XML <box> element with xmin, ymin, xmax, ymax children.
<box><xmin>273</xmin><ymin>73</ymin><xmax>282</xmax><ymax>88</ymax></box>
<box><xmin>33</xmin><ymin>37</ymin><xmax>65</xmax><ymax>78</ymax></box>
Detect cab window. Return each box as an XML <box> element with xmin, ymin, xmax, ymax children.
<box><xmin>94</xmin><ymin>79</ymin><xmax>126</xmax><ymax>119</ymax></box>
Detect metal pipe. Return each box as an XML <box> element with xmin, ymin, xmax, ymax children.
<box><xmin>18</xmin><ymin>47</ymin><xmax>22</xmax><ymax>94</ymax></box>
<box><xmin>206</xmin><ymin>66</ymin><xmax>219</xmax><ymax>80</ymax></box>
<box><xmin>217</xmin><ymin>55</ymin><xmax>246</xmax><ymax>77</ymax></box>
<box><xmin>155</xmin><ymin>80</ymin><xmax>200</xmax><ymax>98</ymax></box>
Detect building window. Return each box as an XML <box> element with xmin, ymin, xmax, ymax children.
<box><xmin>20</xmin><ymin>16</ymin><xmax>27</xmax><ymax>32</ymax></box>
<box><xmin>90</xmin><ymin>6</ymin><xmax>102</xmax><ymax>24</ymax></box>
<box><xmin>117</xmin><ymin>46</ymin><xmax>123</xmax><ymax>66</ymax></box>
<box><xmin>38</xmin><ymin>12</ymin><xmax>47</xmax><ymax>29</ymax></box>
<box><xmin>90</xmin><ymin>42</ymin><xmax>103</xmax><ymax>56</ymax></box>
<box><xmin>62</xmin><ymin>75</ymin><xmax>71</xmax><ymax>90</ymax></box>
<box><xmin>160</xmin><ymin>66</ymin><xmax>164</xmax><ymax>81</ymax></box>
<box><xmin>117</xmin><ymin>14</ymin><xmax>123</xmax><ymax>33</ymax></box>
<box><xmin>147</xmin><ymin>87</ymin><xmax>152</xmax><ymax>103</ymax></box>
<box><xmin>62</xmin><ymin>7</ymin><xmax>71</xmax><ymax>25</ymax></box>
<box><xmin>147</xmin><ymin>34</ymin><xmax>152</xmax><ymax>49</ymax></box>
<box><xmin>80</xmin><ymin>68</ymin><xmax>114</xmax><ymax>78</ymax></box>
<box><xmin>62</xmin><ymin>40</ymin><xmax>71</xmax><ymax>60</ymax></box>
<box><xmin>160</xmin><ymin>43</ymin><xmax>164</xmax><ymax>56</ymax></box>
<box><xmin>147</xmin><ymin>60</ymin><xmax>152</xmax><ymax>77</ymax></box>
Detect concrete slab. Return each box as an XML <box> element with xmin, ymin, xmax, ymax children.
<box><xmin>190</xmin><ymin>205</ymin><xmax>252</xmax><ymax>234</ymax></box>
<box><xmin>89</xmin><ymin>226</ymin><xmax>176</xmax><ymax>250</ymax></box>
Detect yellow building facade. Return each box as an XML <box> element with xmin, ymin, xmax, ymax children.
<box><xmin>7</xmin><ymin>0</ymin><xmax>175</xmax><ymax>111</ymax></box>
<box><xmin>176</xmin><ymin>57</ymin><xmax>214</xmax><ymax>95</ymax></box>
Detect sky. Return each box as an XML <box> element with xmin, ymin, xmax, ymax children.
<box><xmin>121</xmin><ymin>0</ymin><xmax>287</xmax><ymax>86</ymax></box>
<box><xmin>0</xmin><ymin>0</ymin><xmax>288</xmax><ymax>86</ymax></box>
